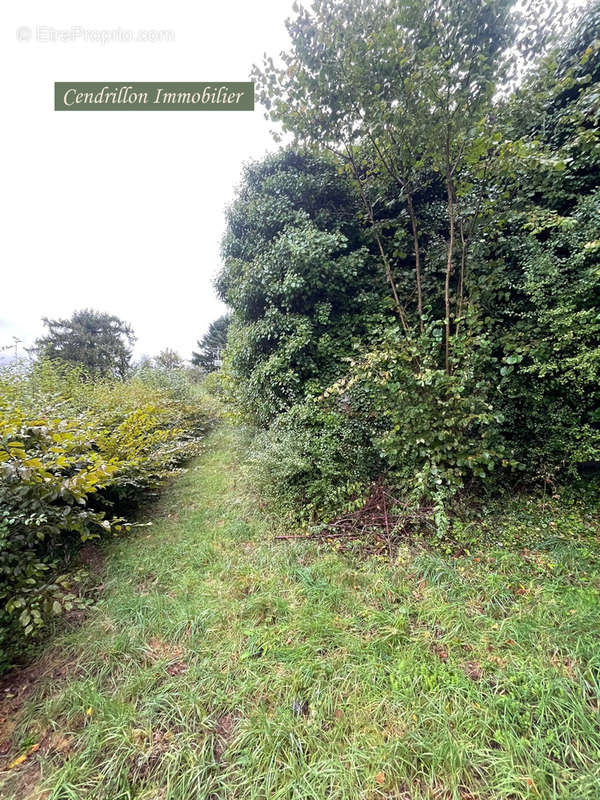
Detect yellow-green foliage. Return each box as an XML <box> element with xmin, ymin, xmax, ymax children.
<box><xmin>0</xmin><ymin>361</ymin><xmax>219</xmax><ymax>668</ymax></box>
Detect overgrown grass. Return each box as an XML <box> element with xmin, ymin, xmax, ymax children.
<box><xmin>1</xmin><ymin>425</ymin><xmax>599</xmax><ymax>799</ymax></box>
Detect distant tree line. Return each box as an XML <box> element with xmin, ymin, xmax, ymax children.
<box><xmin>32</xmin><ymin>308</ymin><xmax>222</xmax><ymax>379</ymax></box>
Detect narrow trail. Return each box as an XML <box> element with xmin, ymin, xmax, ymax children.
<box><xmin>1</xmin><ymin>425</ymin><xmax>599</xmax><ymax>799</ymax></box>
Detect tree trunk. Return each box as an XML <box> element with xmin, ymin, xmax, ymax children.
<box><xmin>406</xmin><ymin>193</ymin><xmax>424</xmax><ymax>333</ymax></box>
<box><xmin>444</xmin><ymin>170</ymin><xmax>455</xmax><ymax>375</ymax></box>
<box><xmin>345</xmin><ymin>146</ymin><xmax>410</xmax><ymax>335</ymax></box>
<box><xmin>456</xmin><ymin>220</ymin><xmax>467</xmax><ymax>336</ymax></box>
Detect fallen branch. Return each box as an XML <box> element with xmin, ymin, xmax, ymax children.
<box><xmin>274</xmin><ymin>483</ymin><xmax>434</xmax><ymax>556</ymax></box>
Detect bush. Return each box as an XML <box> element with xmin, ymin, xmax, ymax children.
<box><xmin>248</xmin><ymin>402</ymin><xmax>382</xmax><ymax>522</ymax></box>
<box><xmin>488</xmin><ymin>189</ymin><xmax>600</xmax><ymax>480</ymax></box>
<box><xmin>337</xmin><ymin>328</ymin><xmax>511</xmax><ymax>502</ymax></box>
<box><xmin>0</xmin><ymin>361</ymin><xmax>219</xmax><ymax>670</ymax></box>
<box><xmin>249</xmin><ymin>327</ymin><xmax>513</xmax><ymax>531</ymax></box>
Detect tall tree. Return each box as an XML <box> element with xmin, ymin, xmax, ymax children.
<box><xmin>35</xmin><ymin>309</ymin><xmax>135</xmax><ymax>379</ymax></box>
<box><xmin>192</xmin><ymin>315</ymin><xmax>230</xmax><ymax>373</ymax></box>
<box><xmin>254</xmin><ymin>0</ymin><xmax>573</xmax><ymax>372</ymax></box>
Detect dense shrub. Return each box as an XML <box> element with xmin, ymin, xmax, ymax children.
<box><xmin>249</xmin><ymin>326</ymin><xmax>514</xmax><ymax>530</ymax></box>
<box><xmin>217</xmin><ymin>150</ymin><xmax>388</xmax><ymax>425</ymax></box>
<box><xmin>227</xmin><ymin>1</ymin><xmax>600</xmax><ymax>527</ymax></box>
<box><xmin>486</xmin><ymin>190</ymin><xmax>600</xmax><ymax>479</ymax></box>
<box><xmin>330</xmin><ymin>330</ymin><xmax>507</xmax><ymax>495</ymax></box>
<box><xmin>248</xmin><ymin>401</ymin><xmax>382</xmax><ymax>522</ymax></box>
<box><xmin>0</xmin><ymin>361</ymin><xmax>218</xmax><ymax>670</ymax></box>
<box><xmin>477</xmin><ymin>18</ymin><xmax>600</xmax><ymax>478</ymax></box>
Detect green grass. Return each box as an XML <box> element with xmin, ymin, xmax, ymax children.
<box><xmin>1</xmin><ymin>425</ymin><xmax>599</xmax><ymax>799</ymax></box>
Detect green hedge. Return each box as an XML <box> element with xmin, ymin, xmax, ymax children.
<box><xmin>0</xmin><ymin>361</ymin><xmax>219</xmax><ymax>670</ymax></box>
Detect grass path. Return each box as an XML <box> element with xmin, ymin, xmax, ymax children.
<box><xmin>1</xmin><ymin>425</ymin><xmax>599</xmax><ymax>799</ymax></box>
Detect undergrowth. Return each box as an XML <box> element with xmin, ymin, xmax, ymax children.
<box><xmin>0</xmin><ymin>425</ymin><xmax>598</xmax><ymax>800</ymax></box>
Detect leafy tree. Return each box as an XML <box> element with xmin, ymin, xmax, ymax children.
<box><xmin>192</xmin><ymin>315</ymin><xmax>230</xmax><ymax>373</ymax></box>
<box><xmin>255</xmin><ymin>0</ymin><xmax>580</xmax><ymax>374</ymax></box>
<box><xmin>474</xmin><ymin>1</ymin><xmax>600</xmax><ymax>477</ymax></box>
<box><xmin>216</xmin><ymin>150</ymin><xmax>387</xmax><ymax>424</ymax></box>
<box><xmin>35</xmin><ymin>309</ymin><xmax>135</xmax><ymax>379</ymax></box>
<box><xmin>154</xmin><ymin>348</ymin><xmax>185</xmax><ymax>371</ymax></box>
<box><xmin>255</xmin><ymin>0</ymin><xmax>523</xmax><ymax>367</ymax></box>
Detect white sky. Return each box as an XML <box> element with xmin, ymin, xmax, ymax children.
<box><xmin>1</xmin><ymin>1</ymin><xmax>295</xmax><ymax>360</ymax></box>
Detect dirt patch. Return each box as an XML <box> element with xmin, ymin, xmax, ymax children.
<box><xmin>0</xmin><ymin>653</ymin><xmax>78</xmax><ymax>799</ymax></box>
<box><xmin>549</xmin><ymin>653</ymin><xmax>578</xmax><ymax>680</ymax></box>
<box><xmin>165</xmin><ymin>662</ymin><xmax>188</xmax><ymax>676</ymax></box>
<box><xmin>213</xmin><ymin>713</ymin><xmax>238</xmax><ymax>762</ymax></box>
<box><xmin>43</xmin><ymin>731</ymin><xmax>75</xmax><ymax>758</ymax></box>
<box><xmin>0</xmin><ymin>754</ymin><xmax>45</xmax><ymax>800</ymax></box>
<box><xmin>461</xmin><ymin>661</ymin><xmax>484</xmax><ymax>681</ymax></box>
<box><xmin>0</xmin><ymin>651</ymin><xmax>79</xmax><ymax>781</ymax></box>
<box><xmin>145</xmin><ymin>638</ymin><xmax>188</xmax><ymax>676</ymax></box>
<box><xmin>138</xmin><ymin>572</ymin><xmax>159</xmax><ymax>594</ymax></box>
<box><xmin>1</xmin><ymin>655</ymin><xmax>64</xmax><ymax>739</ymax></box>
<box><xmin>130</xmin><ymin>728</ymin><xmax>175</xmax><ymax>780</ymax></box>
<box><xmin>146</xmin><ymin>638</ymin><xmax>183</xmax><ymax>661</ymax></box>
<box><xmin>431</xmin><ymin>642</ymin><xmax>449</xmax><ymax>662</ymax></box>
<box><xmin>77</xmin><ymin>542</ymin><xmax>106</xmax><ymax>575</ymax></box>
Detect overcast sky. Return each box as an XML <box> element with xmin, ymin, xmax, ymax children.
<box><xmin>1</xmin><ymin>0</ymin><xmax>295</xmax><ymax>360</ymax></box>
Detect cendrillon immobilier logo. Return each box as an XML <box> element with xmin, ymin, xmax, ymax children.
<box><xmin>54</xmin><ymin>82</ymin><xmax>254</xmax><ymax>111</ymax></box>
